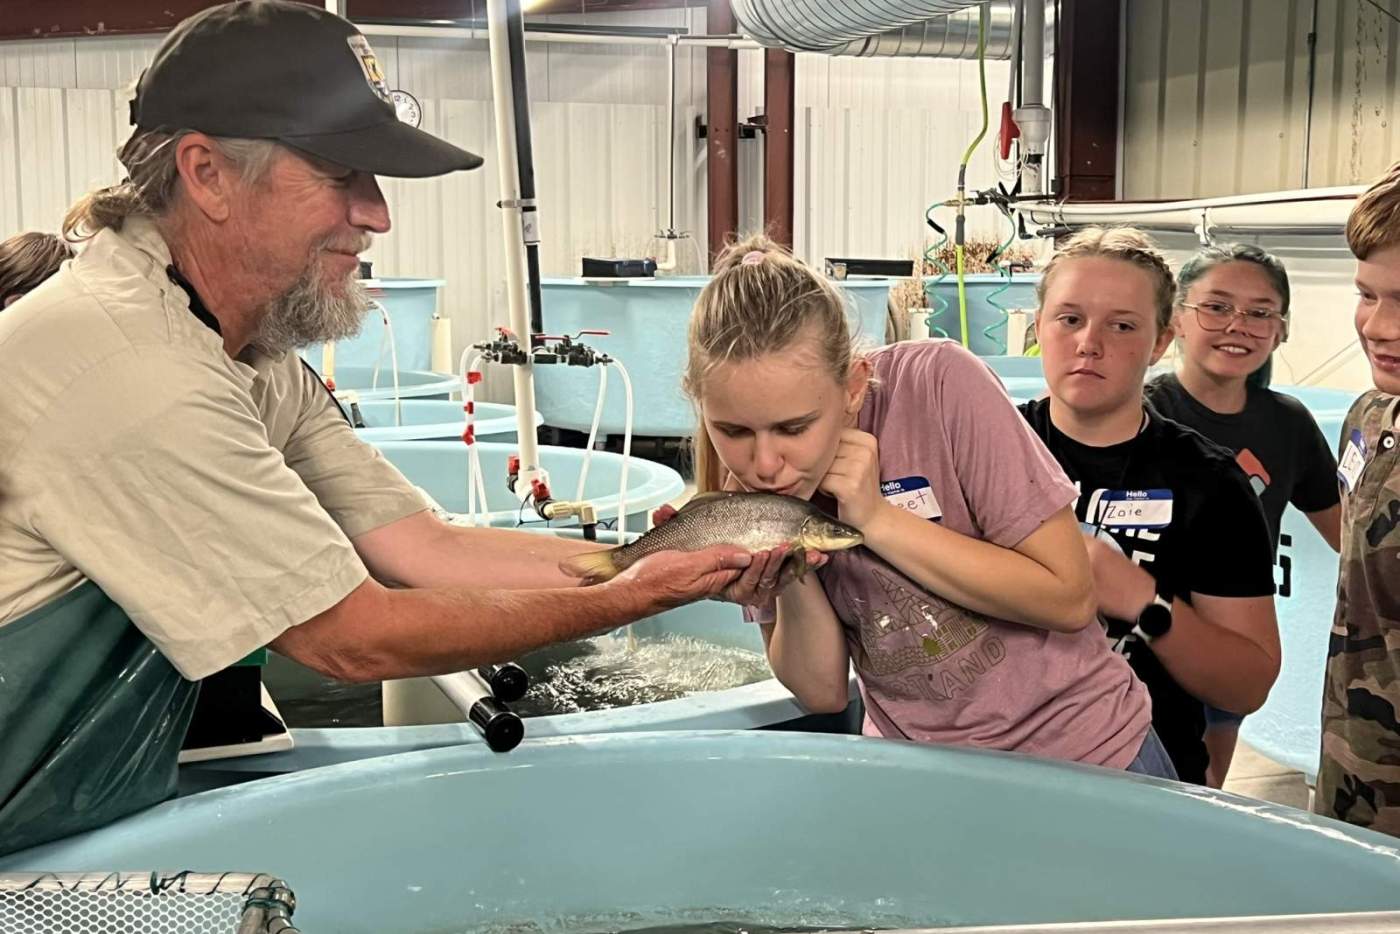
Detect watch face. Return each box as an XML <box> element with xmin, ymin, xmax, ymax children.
<box><xmin>391</xmin><ymin>89</ymin><xmax>422</xmax><ymax>128</ymax></box>
<box><xmin>1138</xmin><ymin>601</ymin><xmax>1172</xmax><ymax>638</ymax></box>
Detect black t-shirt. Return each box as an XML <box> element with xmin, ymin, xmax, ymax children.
<box><xmin>1145</xmin><ymin>374</ymin><xmax>1340</xmax><ymax>553</ymax></box>
<box><xmin>1019</xmin><ymin>398</ymin><xmax>1276</xmax><ymax>784</ymax></box>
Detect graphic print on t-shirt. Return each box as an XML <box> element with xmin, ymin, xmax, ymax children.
<box><xmin>1235</xmin><ymin>448</ymin><xmax>1271</xmax><ymax>497</ymax></box>
<box><xmin>832</xmin><ymin>566</ymin><xmax>1005</xmax><ymax>700</ymax></box>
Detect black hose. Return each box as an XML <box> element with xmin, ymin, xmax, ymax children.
<box><xmin>505</xmin><ymin>0</ymin><xmax>545</xmax><ymax>340</ymax></box>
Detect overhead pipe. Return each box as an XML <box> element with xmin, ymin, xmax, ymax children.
<box><xmin>357</xmin><ymin>20</ymin><xmax>761</xmax><ymax>48</ymax></box>
<box><xmin>1021</xmin><ymin>186</ymin><xmax>1364</xmax><ymax>239</ymax></box>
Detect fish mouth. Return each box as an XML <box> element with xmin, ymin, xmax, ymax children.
<box><xmin>798</xmin><ymin>516</ymin><xmax>864</xmax><ymax>551</ymax></box>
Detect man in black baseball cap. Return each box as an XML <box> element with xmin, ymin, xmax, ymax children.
<box><xmin>132</xmin><ymin>0</ymin><xmax>482</xmax><ymax>176</ymax></box>
<box><xmin>0</xmin><ymin>0</ymin><xmax>754</xmax><ymax>859</ymax></box>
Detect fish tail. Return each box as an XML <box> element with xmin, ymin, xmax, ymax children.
<box><xmin>559</xmin><ymin>548</ymin><xmax>622</xmax><ymax>582</ymax></box>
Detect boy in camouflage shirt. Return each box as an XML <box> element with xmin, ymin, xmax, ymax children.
<box><xmin>1317</xmin><ymin>162</ymin><xmax>1400</xmax><ymax>836</ymax></box>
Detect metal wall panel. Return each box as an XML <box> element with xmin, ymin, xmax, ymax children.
<box><xmin>1123</xmin><ymin>0</ymin><xmax>1398</xmax><ymax>199</ymax></box>
<box><xmin>3</xmin><ymin>23</ymin><xmax>1024</xmax><ymax>396</ymax></box>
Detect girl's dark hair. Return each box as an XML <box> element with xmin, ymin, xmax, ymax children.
<box><xmin>1177</xmin><ymin>243</ymin><xmax>1290</xmax><ymax>390</ymax></box>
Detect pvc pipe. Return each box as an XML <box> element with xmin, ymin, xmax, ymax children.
<box><xmin>910</xmin><ymin>308</ymin><xmax>932</xmax><ymax>340</ymax></box>
<box><xmin>369</xmin><ymin>300</ymin><xmax>402</xmax><ymax>426</ymax></box>
<box><xmin>1021</xmin><ymin>187</ymin><xmax>1363</xmax><ymax>235</ymax></box>
<box><xmin>485</xmin><ymin>0</ymin><xmax>545</xmax><ymax>493</ymax></box>
<box><xmin>666</xmin><ymin>35</ymin><xmax>678</xmax><ymax>234</ymax></box>
<box><xmin>578</xmin><ymin>365</ymin><xmax>608</xmax><ymax>502</ymax></box>
<box><xmin>1013</xmin><ymin>0</ymin><xmax>1049</xmax><ymax>196</ymax></box>
<box><xmin>358</xmin><ymin>21</ymin><xmax>761</xmax><ymax>48</ymax></box>
<box><xmin>477</xmin><ymin>663</ymin><xmax>530</xmax><ymax>702</ymax></box>
<box><xmin>431</xmin><ymin>314</ymin><xmax>453</xmax><ymax>373</ymax></box>
<box><xmin>611</xmin><ymin>359</ymin><xmax>635</xmax><ymax>542</ymax></box>
<box><xmin>430</xmin><ymin>671</ymin><xmax>524</xmax><ymax>752</ymax></box>
<box><xmin>1021</xmin><ymin>0</ymin><xmax>1043</xmax><ymax>108</ymax></box>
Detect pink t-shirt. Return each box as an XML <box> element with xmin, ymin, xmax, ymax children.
<box><xmin>816</xmin><ymin>341</ymin><xmax>1151</xmax><ymax>768</ymax></box>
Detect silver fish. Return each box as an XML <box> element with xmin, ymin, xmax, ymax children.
<box><xmin>559</xmin><ymin>491</ymin><xmax>863</xmax><ymax>582</ymax></box>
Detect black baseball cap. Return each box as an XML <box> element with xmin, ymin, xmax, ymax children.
<box><xmin>130</xmin><ymin>0</ymin><xmax>483</xmax><ymax>178</ymax></box>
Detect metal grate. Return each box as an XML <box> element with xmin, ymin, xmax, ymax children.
<box><xmin>0</xmin><ymin>872</ymin><xmax>299</xmax><ymax>934</ymax></box>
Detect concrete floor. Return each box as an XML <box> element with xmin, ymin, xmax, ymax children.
<box><xmin>1221</xmin><ymin>743</ymin><xmax>1313</xmax><ymax>811</ymax></box>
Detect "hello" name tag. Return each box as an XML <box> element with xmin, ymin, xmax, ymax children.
<box><xmin>1096</xmin><ymin>489</ymin><xmax>1173</xmax><ymax>529</ymax></box>
<box><xmin>881</xmin><ymin>476</ymin><xmax>942</xmax><ymax>521</ymax></box>
<box><xmin>1338</xmin><ymin>429</ymin><xmax>1367</xmax><ymax>494</ymax></box>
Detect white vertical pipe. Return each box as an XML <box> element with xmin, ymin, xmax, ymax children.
<box><xmin>486</xmin><ymin>0</ymin><xmax>544</xmax><ymax>486</ymax></box>
<box><xmin>1021</xmin><ymin>0</ymin><xmax>1044</xmax><ymax>106</ymax></box>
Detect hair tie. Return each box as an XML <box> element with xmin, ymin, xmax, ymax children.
<box><xmin>740</xmin><ymin>250</ymin><xmax>765</xmax><ymax>266</ymax></box>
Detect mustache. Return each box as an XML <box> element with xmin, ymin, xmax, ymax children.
<box><xmin>318</xmin><ymin>233</ymin><xmax>373</xmax><ymax>255</ymax></box>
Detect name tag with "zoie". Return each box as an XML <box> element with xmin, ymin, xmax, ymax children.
<box><xmin>1095</xmin><ymin>489</ymin><xmax>1173</xmax><ymax>529</ymax></box>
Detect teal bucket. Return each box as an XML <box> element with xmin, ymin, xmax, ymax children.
<box><xmin>12</xmin><ymin>732</ymin><xmax>1400</xmax><ymax>933</ymax></box>
<box><xmin>923</xmin><ymin>272</ymin><xmax>1041</xmax><ymax>357</ymax></box>
<box><xmin>301</xmin><ymin>277</ymin><xmax>445</xmax><ymax>372</ymax></box>
<box><xmin>352</xmin><ymin>400</ymin><xmax>539</xmax><ymax>443</ymax></box>
<box><xmin>373</xmin><ymin>440</ymin><xmax>684</xmax><ymax>531</ymax></box>
<box><xmin>534</xmin><ymin>276</ymin><xmax>892</xmax><ymax>437</ymax></box>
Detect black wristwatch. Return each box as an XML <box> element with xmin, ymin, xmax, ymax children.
<box><xmin>1132</xmin><ymin>595</ymin><xmax>1173</xmax><ymax>643</ymax></box>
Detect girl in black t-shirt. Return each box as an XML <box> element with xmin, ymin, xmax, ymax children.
<box><xmin>1019</xmin><ymin>227</ymin><xmax>1280</xmax><ymax>785</ymax></box>
<box><xmin>1145</xmin><ymin>244</ymin><xmax>1341</xmax><ymax>787</ymax></box>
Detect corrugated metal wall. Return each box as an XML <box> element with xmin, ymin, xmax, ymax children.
<box><xmin>0</xmin><ymin>13</ymin><xmax>1012</xmax><ymax>397</ymax></box>
<box><xmin>1124</xmin><ymin>0</ymin><xmax>1400</xmax><ymax>199</ymax></box>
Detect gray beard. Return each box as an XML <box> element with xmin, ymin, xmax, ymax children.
<box><xmin>251</xmin><ymin>267</ymin><xmax>369</xmax><ymax>356</ymax></box>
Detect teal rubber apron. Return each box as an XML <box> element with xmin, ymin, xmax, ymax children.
<box><xmin>0</xmin><ymin>581</ymin><xmax>198</xmax><ymax>856</ymax></box>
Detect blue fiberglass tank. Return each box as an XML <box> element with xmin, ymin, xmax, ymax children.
<box><xmin>11</xmin><ymin>732</ymin><xmax>1400</xmax><ymax>933</ymax></box>
<box><xmin>301</xmin><ymin>277</ymin><xmax>445</xmax><ymax>372</ymax></box>
<box><xmin>532</xmin><ymin>276</ymin><xmax>892</xmax><ymax>438</ymax></box>
<box><xmin>919</xmin><ymin>272</ymin><xmax>1041</xmax><ymax>356</ymax></box>
<box><xmin>350</xmin><ymin>399</ymin><xmax>540</xmax><ymax>443</ymax></box>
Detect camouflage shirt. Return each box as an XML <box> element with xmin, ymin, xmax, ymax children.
<box><xmin>1316</xmin><ymin>390</ymin><xmax>1400</xmax><ymax>836</ymax></box>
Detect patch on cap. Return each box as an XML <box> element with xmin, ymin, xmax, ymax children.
<box><xmin>347</xmin><ymin>34</ymin><xmax>393</xmax><ymax>106</ymax></box>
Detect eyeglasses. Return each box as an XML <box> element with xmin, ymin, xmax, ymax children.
<box><xmin>1180</xmin><ymin>300</ymin><xmax>1286</xmax><ymax>338</ymax></box>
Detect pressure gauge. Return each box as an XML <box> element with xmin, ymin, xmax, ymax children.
<box><xmin>391</xmin><ymin>89</ymin><xmax>422</xmax><ymax>128</ymax></box>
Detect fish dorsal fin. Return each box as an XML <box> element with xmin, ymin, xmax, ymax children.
<box><xmin>677</xmin><ymin>490</ymin><xmax>738</xmax><ymax>512</ymax></box>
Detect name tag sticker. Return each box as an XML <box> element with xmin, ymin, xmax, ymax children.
<box><xmin>1098</xmin><ymin>489</ymin><xmax>1173</xmax><ymax>529</ymax></box>
<box><xmin>881</xmin><ymin>476</ymin><xmax>942</xmax><ymax>520</ymax></box>
<box><xmin>1338</xmin><ymin>429</ymin><xmax>1367</xmax><ymax>493</ymax></box>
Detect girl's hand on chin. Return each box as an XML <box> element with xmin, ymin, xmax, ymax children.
<box><xmin>817</xmin><ymin>429</ymin><xmax>886</xmax><ymax>529</ymax></box>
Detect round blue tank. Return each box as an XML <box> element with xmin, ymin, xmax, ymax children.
<box><xmin>1241</xmin><ymin>386</ymin><xmax>1355</xmax><ymax>780</ymax></box>
<box><xmin>534</xmin><ymin>276</ymin><xmax>892</xmax><ymax>437</ymax></box>
<box><xmin>372</xmin><ymin>440</ymin><xmax>684</xmax><ymax>532</ymax></box>
<box><xmin>352</xmin><ymin>399</ymin><xmax>539</xmax><ymax>443</ymax></box>
<box><xmin>182</xmin><ymin>569</ymin><xmax>859</xmax><ymax>794</ymax></box>
<box><xmin>301</xmin><ymin>277</ymin><xmax>445</xmax><ymax>372</ymax></box>
<box><xmin>12</xmin><ymin>732</ymin><xmax>1400</xmax><ymax>933</ymax></box>
<box><xmin>299</xmin><ymin>364</ymin><xmax>461</xmax><ymax>401</ymax></box>
<box><xmin>922</xmin><ymin>273</ymin><xmax>1041</xmax><ymax>356</ymax></box>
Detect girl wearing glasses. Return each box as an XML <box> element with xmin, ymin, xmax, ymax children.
<box><xmin>1145</xmin><ymin>243</ymin><xmax>1341</xmax><ymax>786</ymax></box>
<box><xmin>1020</xmin><ymin>227</ymin><xmax>1280</xmax><ymax>786</ymax></box>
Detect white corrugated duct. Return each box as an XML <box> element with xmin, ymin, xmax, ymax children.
<box><xmin>732</xmin><ymin>0</ymin><xmax>1019</xmax><ymax>59</ymax></box>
